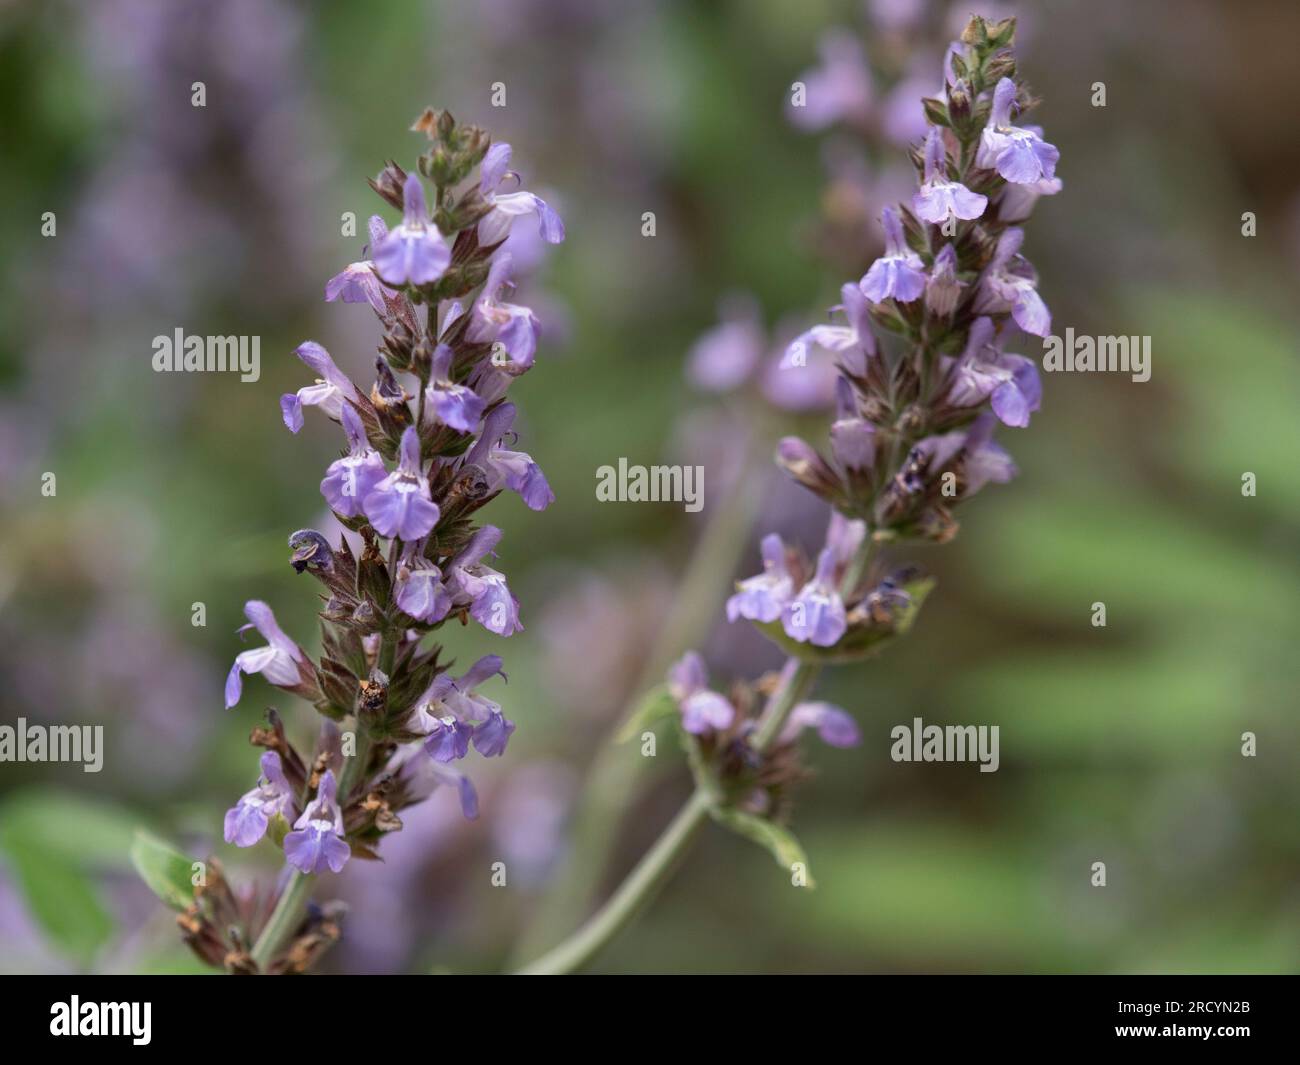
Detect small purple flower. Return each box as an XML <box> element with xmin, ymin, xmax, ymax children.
<box><xmin>686</xmin><ymin>294</ymin><xmax>764</xmax><ymax>393</ymax></box>
<box><xmin>666</xmin><ymin>651</ymin><xmax>735</xmax><ymax>735</ymax></box>
<box><xmin>373</xmin><ymin>174</ymin><xmax>452</xmax><ymax>287</ymax></box>
<box><xmin>860</xmin><ymin>207</ymin><xmax>927</xmax><ymax>304</ymax></box>
<box><xmin>997</xmin><ymin>175</ymin><xmax>1062</xmax><ymax>223</ymax></box>
<box><xmin>223</xmin><ymin>751</ymin><xmax>295</xmax><ymax>847</ymax></box>
<box><xmin>477</xmin><ymin>142</ymin><xmax>566</xmax><ymax>246</ymax></box>
<box><xmin>224</xmin><ymin>601</ymin><xmax>309</xmax><ymax>709</ymax></box>
<box><xmin>782</xmin><ymin>283</ymin><xmax>878</xmax><ymax>376</ymax></box>
<box><xmin>945</xmin><ymin>317</ymin><xmax>1042</xmax><ymax>428</ymax></box>
<box><xmin>975</xmin><ymin>229</ymin><xmax>1051</xmax><ymax>337</ymax></box>
<box><xmin>280</xmin><ymin>342</ymin><xmax>362</xmax><ymax>433</ymax></box>
<box><xmin>362</xmin><ymin>426</ymin><xmax>440</xmax><ymax>540</ymax></box>
<box><xmin>925</xmin><ymin>243</ymin><xmax>964</xmax><ymax>318</ymax></box>
<box><xmin>394</xmin><ymin>557</ymin><xmax>453</xmax><ymax>623</ymax></box>
<box><xmin>283</xmin><ymin>769</ymin><xmax>350</xmax><ymax>875</ymax></box>
<box><xmin>464</xmin><ymin>254</ymin><xmax>541</xmax><ymax>370</ymax></box>
<box><xmin>425</xmin><ymin>343</ymin><xmax>486</xmax><ymax>433</ymax></box>
<box><xmin>443</xmin><ymin>526</ymin><xmax>523</xmax><ymax>636</ymax></box>
<box><xmin>917</xmin><ymin>413</ymin><xmax>1018</xmax><ymax>498</ymax></box>
<box><xmin>465</xmin><ymin>403</ymin><xmax>554</xmax><ymax>511</ymax></box>
<box><xmin>977</xmin><ymin>78</ymin><xmax>1060</xmax><ymax>185</ymax></box>
<box><xmin>727</xmin><ymin>533</ymin><xmax>795</xmax><ymax>624</ymax></box>
<box><xmin>325</xmin><ymin>216</ymin><xmax>396</xmax><ymax>315</ymax></box>
<box><xmin>913</xmin><ymin>128</ymin><xmax>987</xmax><ymax>224</ymax></box>
<box><xmin>782</xmin><ymin>547</ymin><xmax>848</xmax><ymax>647</ymax></box>
<box><xmin>320</xmin><ymin>403</ymin><xmax>387</xmax><ymax>517</ymax></box>
<box><xmin>417</xmin><ymin>655</ymin><xmax>514</xmax><ymax>760</ymax></box>
<box><xmin>780</xmin><ymin>701</ymin><xmax>861</xmax><ymax>748</ymax></box>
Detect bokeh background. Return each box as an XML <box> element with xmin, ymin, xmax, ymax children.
<box><xmin>1</xmin><ymin>0</ymin><xmax>1297</xmax><ymax>974</ymax></box>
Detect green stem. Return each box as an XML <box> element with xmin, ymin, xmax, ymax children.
<box><xmin>514</xmin><ymin>535</ymin><xmax>875</xmax><ymax>974</ymax></box>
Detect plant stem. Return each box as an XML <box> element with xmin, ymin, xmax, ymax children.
<box><xmin>515</xmin><ymin>535</ymin><xmax>875</xmax><ymax>974</ymax></box>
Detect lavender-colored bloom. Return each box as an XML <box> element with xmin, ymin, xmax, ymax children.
<box><xmin>925</xmin><ymin>243</ymin><xmax>963</xmax><ymax>318</ymax></box>
<box><xmin>780</xmin><ymin>701</ymin><xmax>861</xmax><ymax>748</ymax></box>
<box><xmin>830</xmin><ymin>415</ymin><xmax>876</xmax><ymax>471</ymax></box>
<box><xmin>373</xmin><ymin>174</ymin><xmax>452</xmax><ymax>287</ymax></box>
<box><xmin>325</xmin><ymin>217</ymin><xmax>395</xmax><ymax>315</ymax></box>
<box><xmin>363</xmin><ymin>426</ymin><xmax>440</xmax><ymax>540</ymax></box>
<box><xmin>395</xmin><ymin>559</ymin><xmax>453</xmax><ymax>623</ymax></box>
<box><xmin>283</xmin><ymin>769</ymin><xmax>350</xmax><ymax>875</ymax></box>
<box><xmin>918</xmin><ymin>413</ymin><xmax>1018</xmax><ymax>498</ymax></box>
<box><xmin>666</xmin><ymin>651</ymin><xmax>735</xmax><ymax>735</ymax></box>
<box><xmin>464</xmin><ymin>403</ymin><xmax>554</xmax><ymax>511</ymax></box>
<box><xmin>825</xmin><ymin>510</ymin><xmax>867</xmax><ymax>567</ymax></box>
<box><xmin>726</xmin><ymin>533</ymin><xmax>795</xmax><ymax>624</ymax></box>
<box><xmin>782</xmin><ymin>282</ymin><xmax>877</xmax><ymax>376</ymax></box>
<box><xmin>280</xmin><ymin>342</ymin><xmax>361</xmax><ymax>433</ymax></box>
<box><xmin>913</xmin><ymin>128</ymin><xmax>987</xmax><ymax>223</ymax></box>
<box><xmin>425</xmin><ymin>344</ymin><xmax>486</xmax><ymax>433</ymax></box>
<box><xmin>782</xmin><ymin>547</ymin><xmax>848</xmax><ymax>647</ymax></box>
<box><xmin>417</xmin><ymin>655</ymin><xmax>514</xmax><ymax>760</ymax></box>
<box><xmin>224</xmin><ymin>600</ymin><xmax>307</xmax><ymax>709</ymax></box>
<box><xmin>477</xmin><ymin>142</ymin><xmax>566</xmax><ymax>246</ymax></box>
<box><xmin>860</xmin><ymin>207</ymin><xmax>926</xmax><ymax>304</ymax></box>
<box><xmin>320</xmin><ymin>403</ymin><xmax>387</xmax><ymax>517</ymax></box>
<box><xmin>430</xmin><ymin>762</ymin><xmax>479</xmax><ymax>820</ymax></box>
<box><xmin>223</xmin><ymin>751</ymin><xmax>295</xmax><ymax>847</ymax></box>
<box><xmin>443</xmin><ymin>526</ymin><xmax>522</xmax><ymax>636</ymax></box>
<box><xmin>975</xmin><ymin>229</ymin><xmax>1051</xmax><ymax>337</ymax></box>
<box><xmin>977</xmin><ymin>78</ymin><xmax>1060</xmax><ymax>185</ymax></box>
<box><xmin>997</xmin><ymin>175</ymin><xmax>1062</xmax><ymax>223</ymax></box>
<box><xmin>686</xmin><ymin>295</ymin><xmax>764</xmax><ymax>393</ymax></box>
<box><xmin>464</xmin><ymin>255</ymin><xmax>541</xmax><ymax>370</ymax></box>
<box><xmin>945</xmin><ymin>317</ymin><xmax>1042</xmax><ymax>428</ymax></box>
<box><xmin>786</xmin><ymin>29</ymin><xmax>872</xmax><ymax>131</ymax></box>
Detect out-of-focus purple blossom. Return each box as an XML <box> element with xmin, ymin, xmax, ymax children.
<box><xmin>667</xmin><ymin>651</ymin><xmax>735</xmax><ymax>735</ymax></box>
<box><xmin>726</xmin><ymin>533</ymin><xmax>794</xmax><ymax>624</ymax></box>
<box><xmin>363</xmin><ymin>427</ymin><xmax>440</xmax><ymax>540</ymax></box>
<box><xmin>782</xmin><ymin>547</ymin><xmax>848</xmax><ymax>647</ymax></box>
<box><xmin>977</xmin><ymin>78</ymin><xmax>1060</xmax><ymax>185</ymax></box>
<box><xmin>224</xmin><ymin>751</ymin><xmax>296</xmax><ymax>847</ymax></box>
<box><xmin>913</xmin><ymin>128</ymin><xmax>987</xmax><ymax>223</ymax></box>
<box><xmin>373</xmin><ymin>174</ymin><xmax>452</xmax><ymax>287</ymax></box>
<box><xmin>686</xmin><ymin>294</ymin><xmax>764</xmax><ymax>393</ymax></box>
<box><xmin>780</xmin><ymin>701</ymin><xmax>861</xmax><ymax>748</ymax></box>
<box><xmin>320</xmin><ymin>403</ymin><xmax>387</xmax><ymax>517</ymax></box>
<box><xmin>786</xmin><ymin>29</ymin><xmax>873</xmax><ymax>131</ymax></box>
<box><xmin>224</xmin><ymin>600</ymin><xmax>309</xmax><ymax>709</ymax></box>
<box><xmin>860</xmin><ymin>206</ymin><xmax>926</xmax><ymax>303</ymax></box>
<box><xmin>281</xmin><ymin>342</ymin><xmax>362</xmax><ymax>433</ymax></box>
<box><xmin>284</xmin><ymin>770</ymin><xmax>350</xmax><ymax>875</ymax></box>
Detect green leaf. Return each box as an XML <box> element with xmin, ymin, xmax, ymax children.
<box><xmin>129</xmin><ymin>830</ymin><xmax>197</xmax><ymax>912</ymax></box>
<box><xmin>711</xmin><ymin>807</ymin><xmax>815</xmax><ymax>889</ymax></box>
<box><xmin>0</xmin><ymin>833</ymin><xmax>113</xmax><ymax>965</ymax></box>
<box><xmin>614</xmin><ymin>685</ymin><xmax>678</xmax><ymax>744</ymax></box>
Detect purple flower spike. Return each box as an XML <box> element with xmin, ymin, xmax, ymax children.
<box><xmin>782</xmin><ymin>548</ymin><xmax>848</xmax><ymax>647</ymax></box>
<box><xmin>977</xmin><ymin>78</ymin><xmax>1060</xmax><ymax>185</ymax></box>
<box><xmin>362</xmin><ymin>426</ymin><xmax>440</xmax><ymax>540</ymax></box>
<box><xmin>780</xmin><ymin>702</ymin><xmax>861</xmax><ymax>748</ymax></box>
<box><xmin>727</xmin><ymin>534</ymin><xmax>795</xmax><ymax>624</ymax></box>
<box><xmin>426</xmin><ymin>344</ymin><xmax>487</xmax><ymax>433</ymax></box>
<box><xmin>913</xmin><ymin>128</ymin><xmax>987</xmax><ymax>224</ymax></box>
<box><xmin>223</xmin><ymin>751</ymin><xmax>295</xmax><ymax>847</ymax></box>
<box><xmin>373</xmin><ymin>174</ymin><xmax>452</xmax><ymax>287</ymax></box>
<box><xmin>859</xmin><ymin>207</ymin><xmax>926</xmax><ymax>304</ymax></box>
<box><xmin>280</xmin><ymin>342</ymin><xmax>361</xmax><ymax>433</ymax></box>
<box><xmin>283</xmin><ymin>769</ymin><xmax>350</xmax><ymax>875</ymax></box>
<box><xmin>224</xmin><ymin>601</ymin><xmax>308</xmax><ymax>709</ymax></box>
<box><xmin>321</xmin><ymin>404</ymin><xmax>387</xmax><ymax>517</ymax></box>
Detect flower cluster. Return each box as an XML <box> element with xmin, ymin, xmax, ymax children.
<box><xmin>182</xmin><ymin>109</ymin><xmax>562</xmax><ymax>973</ymax></box>
<box><xmin>669</xmin><ymin>16</ymin><xmax>1057</xmax><ymax>829</ymax></box>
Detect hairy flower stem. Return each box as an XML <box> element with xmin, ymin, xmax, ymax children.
<box><xmin>516</xmin><ymin>535</ymin><xmax>874</xmax><ymax>975</ymax></box>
